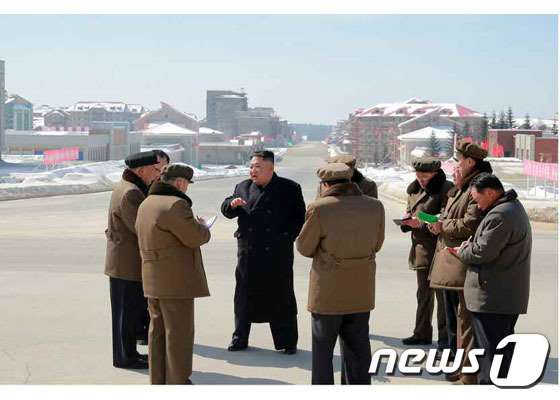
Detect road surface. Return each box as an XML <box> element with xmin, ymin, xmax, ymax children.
<box><xmin>0</xmin><ymin>142</ymin><xmax>556</xmax><ymax>384</ymax></box>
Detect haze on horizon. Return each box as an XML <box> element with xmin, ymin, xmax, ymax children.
<box><xmin>0</xmin><ymin>14</ymin><xmax>557</xmax><ymax>124</ymax></box>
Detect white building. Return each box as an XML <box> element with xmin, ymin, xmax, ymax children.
<box><xmin>397</xmin><ymin>126</ymin><xmax>452</xmax><ymax>165</ymax></box>
<box><xmin>140</xmin><ymin>122</ymin><xmax>198</xmax><ymax>165</ymax></box>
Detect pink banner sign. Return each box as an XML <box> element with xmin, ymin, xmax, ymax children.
<box><xmin>523</xmin><ymin>160</ymin><xmax>558</xmax><ymax>182</ymax></box>
<box><xmin>441</xmin><ymin>160</ymin><xmax>456</xmax><ymax>175</ymax></box>
<box><xmin>43</xmin><ymin>147</ymin><xmax>80</xmax><ymax>165</ymax></box>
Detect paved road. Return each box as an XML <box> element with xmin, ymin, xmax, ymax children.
<box><xmin>0</xmin><ymin>142</ymin><xmax>557</xmax><ymax>384</ymax></box>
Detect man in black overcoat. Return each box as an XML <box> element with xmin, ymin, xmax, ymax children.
<box><xmin>221</xmin><ymin>150</ymin><xmax>305</xmax><ymax>354</ymax></box>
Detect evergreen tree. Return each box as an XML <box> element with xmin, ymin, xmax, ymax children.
<box><xmin>444</xmin><ymin>130</ymin><xmax>454</xmax><ymax>158</ymax></box>
<box><xmin>427</xmin><ymin>130</ymin><xmax>441</xmax><ymax>157</ymax></box>
<box><xmin>498</xmin><ymin>111</ymin><xmax>507</xmax><ymax>129</ymax></box>
<box><xmin>552</xmin><ymin>120</ymin><xmax>558</xmax><ymax>134</ymax></box>
<box><xmin>463</xmin><ymin>121</ymin><xmax>470</xmax><ymax>139</ymax></box>
<box><xmin>490</xmin><ymin>111</ymin><xmax>497</xmax><ymax>129</ymax></box>
<box><xmin>452</xmin><ymin>123</ymin><xmax>461</xmax><ymax>141</ymax></box>
<box><xmin>506</xmin><ymin>106</ymin><xmax>517</xmax><ymax>129</ymax></box>
<box><xmin>521</xmin><ymin>113</ymin><xmax>532</xmax><ymax>129</ymax></box>
<box><xmin>537</xmin><ymin>123</ymin><xmax>548</xmax><ymax>131</ymax></box>
<box><xmin>481</xmin><ymin>113</ymin><xmax>489</xmax><ymax>141</ymax></box>
<box><xmin>380</xmin><ymin>139</ymin><xmax>390</xmax><ymax>165</ymax></box>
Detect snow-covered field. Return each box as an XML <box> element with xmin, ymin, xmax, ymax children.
<box><xmin>0</xmin><ymin>156</ymin><xmax>249</xmax><ymax>201</ymax></box>
<box><xmin>0</xmin><ymin>147</ymin><xmax>289</xmax><ymax>201</ymax></box>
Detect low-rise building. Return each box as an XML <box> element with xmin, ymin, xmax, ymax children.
<box><xmin>133</xmin><ymin>102</ymin><xmax>200</xmax><ymax>132</ymax></box>
<box><xmin>68</xmin><ymin>101</ymin><xmax>146</xmax><ymax>130</ymax></box>
<box><xmin>197</xmin><ymin>142</ymin><xmax>255</xmax><ymax>165</ymax></box>
<box><xmin>198</xmin><ymin>126</ymin><xmax>226</xmax><ymax>142</ymax></box>
<box><xmin>43</xmin><ymin>108</ymin><xmax>72</xmax><ymax>129</ymax></box>
<box><xmin>488</xmin><ymin>129</ymin><xmax>542</xmax><ymax>158</ymax></box>
<box><xmin>5</xmin><ymin>122</ymin><xmax>141</xmax><ymax>161</ymax></box>
<box><xmin>515</xmin><ymin>133</ymin><xmax>558</xmax><ymax>163</ymax></box>
<box><xmin>140</xmin><ymin>122</ymin><xmax>198</xmax><ymax>165</ymax></box>
<box><xmin>5</xmin><ymin>94</ymin><xmax>33</xmax><ymax>131</ymax></box>
<box><xmin>397</xmin><ymin>126</ymin><xmax>452</xmax><ymax>165</ymax></box>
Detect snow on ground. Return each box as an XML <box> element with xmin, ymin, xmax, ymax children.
<box><xmin>327</xmin><ymin>144</ymin><xmax>345</xmax><ymax>158</ymax></box>
<box><xmin>269</xmin><ymin>147</ymin><xmax>288</xmax><ymax>159</ymax></box>
<box><xmin>0</xmin><ymin>156</ymin><xmax>249</xmax><ymax>201</ymax></box>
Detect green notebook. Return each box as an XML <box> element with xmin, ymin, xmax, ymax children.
<box><xmin>417</xmin><ymin>211</ymin><xmax>439</xmax><ymax>223</ymax></box>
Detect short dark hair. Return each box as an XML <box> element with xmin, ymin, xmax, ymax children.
<box><xmin>251</xmin><ymin>150</ymin><xmax>275</xmax><ymax>163</ymax></box>
<box><xmin>470</xmin><ymin>173</ymin><xmax>504</xmax><ymax>193</ymax></box>
<box><xmin>152</xmin><ymin>149</ymin><xmax>170</xmax><ymax>163</ymax></box>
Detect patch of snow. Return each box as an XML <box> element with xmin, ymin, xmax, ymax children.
<box><xmin>0</xmin><ymin>157</ymin><xmax>251</xmax><ymax>201</ymax></box>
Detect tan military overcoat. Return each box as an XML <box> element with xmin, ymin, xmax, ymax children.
<box><xmin>136</xmin><ymin>181</ymin><xmax>211</xmax><ymax>299</ymax></box>
<box><xmin>429</xmin><ymin>168</ymin><xmax>486</xmax><ymax>289</ymax></box>
<box><xmin>104</xmin><ymin>169</ymin><xmax>149</xmax><ymax>282</ymax></box>
<box><xmin>297</xmin><ymin>183</ymin><xmax>385</xmax><ymax>315</ymax></box>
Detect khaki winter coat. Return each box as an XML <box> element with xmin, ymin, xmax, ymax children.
<box><xmin>104</xmin><ymin>169</ymin><xmax>148</xmax><ymax>282</ymax></box>
<box><xmin>429</xmin><ymin>167</ymin><xmax>489</xmax><ymax>290</ymax></box>
<box><xmin>297</xmin><ymin>183</ymin><xmax>385</xmax><ymax>315</ymax></box>
<box><xmin>136</xmin><ymin>181</ymin><xmax>211</xmax><ymax>299</ymax></box>
<box><xmin>401</xmin><ymin>169</ymin><xmax>453</xmax><ymax>270</ymax></box>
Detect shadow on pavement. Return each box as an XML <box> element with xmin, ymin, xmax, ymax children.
<box><xmin>540</xmin><ymin>357</ymin><xmax>558</xmax><ymax>384</ymax></box>
<box><xmin>369</xmin><ymin>333</ymin><xmax>438</xmax><ymax>350</ymax></box>
<box><xmin>194</xmin><ymin>343</ymin><xmax>340</xmax><ymax>372</ymax></box>
<box><xmin>191</xmin><ymin>371</ymin><xmax>290</xmax><ymax>385</ymax></box>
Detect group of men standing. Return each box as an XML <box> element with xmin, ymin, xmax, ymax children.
<box><xmin>399</xmin><ymin>142</ymin><xmax>532</xmax><ymax>385</ymax></box>
<box><xmin>103</xmin><ymin>142</ymin><xmax>531</xmax><ymax>385</ymax></box>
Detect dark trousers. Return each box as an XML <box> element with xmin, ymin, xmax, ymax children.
<box><xmin>311</xmin><ymin>312</ymin><xmax>371</xmax><ymax>385</ymax></box>
<box><xmin>137</xmin><ymin>297</ymin><xmax>150</xmax><ymax>342</ymax></box>
<box><xmin>472</xmin><ymin>312</ymin><xmax>519</xmax><ymax>385</ymax></box>
<box><xmin>232</xmin><ymin>313</ymin><xmax>298</xmax><ymax>350</ymax></box>
<box><xmin>443</xmin><ymin>290</ymin><xmax>459</xmax><ymax>355</ymax></box>
<box><xmin>109</xmin><ymin>277</ymin><xmax>144</xmax><ymax>366</ymax></box>
<box><xmin>413</xmin><ymin>269</ymin><xmax>447</xmax><ymax>344</ymax></box>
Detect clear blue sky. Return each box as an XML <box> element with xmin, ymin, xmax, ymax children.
<box><xmin>0</xmin><ymin>14</ymin><xmax>557</xmax><ymax>124</ymax></box>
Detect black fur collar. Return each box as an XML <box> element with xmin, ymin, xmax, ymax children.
<box><xmin>406</xmin><ymin>168</ymin><xmax>447</xmax><ymax>195</ymax></box>
<box><xmin>148</xmin><ymin>180</ymin><xmax>193</xmax><ymax>206</ymax></box>
<box><xmin>122</xmin><ymin>168</ymin><xmax>149</xmax><ymax>196</ymax></box>
<box><xmin>351</xmin><ymin>169</ymin><xmax>364</xmax><ymax>183</ymax></box>
<box><xmin>323</xmin><ymin>182</ymin><xmax>363</xmax><ymax>198</ymax></box>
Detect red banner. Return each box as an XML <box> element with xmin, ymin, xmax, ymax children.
<box><xmin>43</xmin><ymin>147</ymin><xmax>80</xmax><ymax>165</ymax></box>
<box><xmin>523</xmin><ymin>160</ymin><xmax>558</xmax><ymax>182</ymax></box>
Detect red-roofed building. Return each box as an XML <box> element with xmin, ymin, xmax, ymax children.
<box><xmin>347</xmin><ymin>98</ymin><xmax>484</xmax><ymax>164</ymax></box>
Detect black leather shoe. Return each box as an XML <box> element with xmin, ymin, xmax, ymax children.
<box><xmin>114</xmin><ymin>358</ymin><xmax>149</xmax><ymax>369</ymax></box>
<box><xmin>228</xmin><ymin>341</ymin><xmax>248</xmax><ymax>351</ymax></box>
<box><xmin>445</xmin><ymin>372</ymin><xmax>461</xmax><ymax>382</ymax></box>
<box><xmin>283</xmin><ymin>347</ymin><xmax>297</xmax><ymax>355</ymax></box>
<box><xmin>402</xmin><ymin>336</ymin><xmax>432</xmax><ymax>345</ymax></box>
